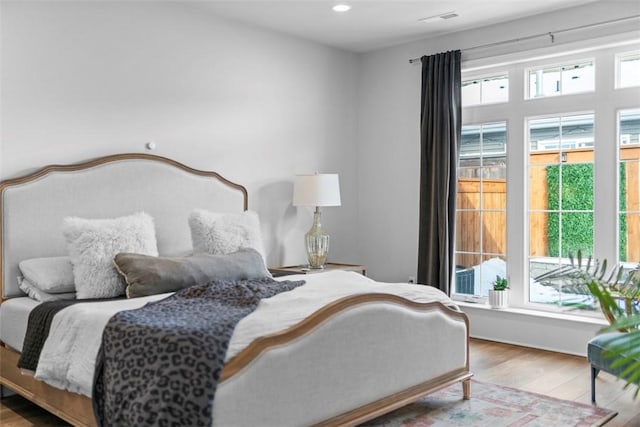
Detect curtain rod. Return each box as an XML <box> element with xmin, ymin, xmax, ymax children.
<box><xmin>408</xmin><ymin>14</ymin><xmax>640</xmax><ymax>64</ymax></box>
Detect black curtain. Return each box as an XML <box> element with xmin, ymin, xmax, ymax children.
<box><xmin>417</xmin><ymin>50</ymin><xmax>461</xmax><ymax>295</ymax></box>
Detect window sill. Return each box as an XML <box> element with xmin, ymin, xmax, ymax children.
<box><xmin>456</xmin><ymin>300</ymin><xmax>608</xmax><ymax>326</ymax></box>
<box><xmin>456</xmin><ymin>301</ymin><xmax>609</xmax><ymax>356</ymax></box>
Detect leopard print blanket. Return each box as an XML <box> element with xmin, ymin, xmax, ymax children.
<box><xmin>93</xmin><ymin>277</ymin><xmax>305</xmax><ymax>427</ymax></box>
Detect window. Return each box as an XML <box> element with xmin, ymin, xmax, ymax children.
<box><xmin>617</xmin><ymin>52</ymin><xmax>640</xmax><ymax>88</ymax></box>
<box><xmin>527</xmin><ymin>61</ymin><xmax>594</xmax><ymax>99</ymax></box>
<box><xmin>455</xmin><ymin>122</ymin><xmax>507</xmax><ymax>298</ymax></box>
<box><xmin>619</xmin><ymin>109</ymin><xmax>640</xmax><ymax>265</ymax></box>
<box><xmin>528</xmin><ymin>114</ymin><xmax>594</xmax><ymax>308</ymax></box>
<box><xmin>458</xmin><ymin>40</ymin><xmax>640</xmax><ymax>315</ymax></box>
<box><xmin>462</xmin><ymin>74</ymin><xmax>508</xmax><ymax>106</ymax></box>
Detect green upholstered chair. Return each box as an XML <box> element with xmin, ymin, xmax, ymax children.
<box><xmin>587</xmin><ymin>332</ymin><xmax>639</xmax><ymax>402</ymax></box>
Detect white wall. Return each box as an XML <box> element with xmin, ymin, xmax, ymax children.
<box><xmin>356</xmin><ymin>1</ymin><xmax>640</xmax><ymax>282</ymax></box>
<box><xmin>0</xmin><ymin>1</ymin><xmax>359</xmax><ymax>268</ymax></box>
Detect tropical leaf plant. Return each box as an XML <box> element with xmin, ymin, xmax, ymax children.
<box><xmin>535</xmin><ymin>251</ymin><xmax>640</xmax><ymax>397</ymax></box>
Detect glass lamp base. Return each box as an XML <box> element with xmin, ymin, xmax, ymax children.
<box><xmin>305</xmin><ymin>209</ymin><xmax>329</xmax><ymax>269</ymax></box>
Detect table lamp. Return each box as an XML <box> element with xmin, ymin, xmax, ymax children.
<box><xmin>292</xmin><ymin>174</ymin><xmax>341</xmax><ymax>269</ymax></box>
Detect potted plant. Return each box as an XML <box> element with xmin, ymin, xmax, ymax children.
<box><xmin>488</xmin><ymin>275</ymin><xmax>509</xmax><ymax>309</ymax></box>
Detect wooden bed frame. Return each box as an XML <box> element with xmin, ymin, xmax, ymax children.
<box><xmin>0</xmin><ymin>154</ymin><xmax>471</xmax><ymax>426</ymax></box>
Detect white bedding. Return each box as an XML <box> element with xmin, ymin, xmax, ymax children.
<box><xmin>33</xmin><ymin>270</ymin><xmax>456</xmax><ymax>397</ymax></box>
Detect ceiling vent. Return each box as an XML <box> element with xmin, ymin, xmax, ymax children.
<box><xmin>419</xmin><ymin>11</ymin><xmax>459</xmax><ymax>23</ymax></box>
<box><xmin>440</xmin><ymin>12</ymin><xmax>459</xmax><ymax>20</ymax></box>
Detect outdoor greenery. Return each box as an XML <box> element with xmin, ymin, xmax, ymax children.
<box><xmin>546</xmin><ymin>164</ymin><xmax>593</xmax><ymax>258</ymax></box>
<box><xmin>546</xmin><ymin>163</ymin><xmax>628</xmax><ymax>260</ymax></box>
<box><xmin>536</xmin><ymin>252</ymin><xmax>640</xmax><ymax>397</ymax></box>
<box><xmin>620</xmin><ymin>163</ymin><xmax>628</xmax><ymax>261</ymax></box>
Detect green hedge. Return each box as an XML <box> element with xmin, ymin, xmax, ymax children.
<box><xmin>546</xmin><ymin>164</ymin><xmax>593</xmax><ymax>258</ymax></box>
<box><xmin>620</xmin><ymin>163</ymin><xmax>627</xmax><ymax>261</ymax></box>
<box><xmin>546</xmin><ymin>163</ymin><xmax>627</xmax><ymax>259</ymax></box>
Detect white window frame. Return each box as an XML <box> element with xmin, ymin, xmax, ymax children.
<box><xmin>457</xmin><ymin>39</ymin><xmax>640</xmax><ymax>317</ymax></box>
<box><xmin>524</xmin><ymin>57</ymin><xmax>595</xmax><ymax>100</ymax></box>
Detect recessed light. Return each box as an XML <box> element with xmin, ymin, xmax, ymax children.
<box><xmin>332</xmin><ymin>4</ymin><xmax>351</xmax><ymax>12</ymax></box>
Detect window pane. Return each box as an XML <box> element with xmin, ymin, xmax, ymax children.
<box><xmin>455</xmin><ymin>210</ymin><xmax>480</xmax><ymax>253</ymax></box>
<box><xmin>455</xmin><ymin>122</ymin><xmax>507</xmax><ymax>297</ymax></box>
<box><xmin>530</xmin><ymin>117</ymin><xmax>560</xmax><ymax>152</ymax></box>
<box><xmin>482</xmin><ymin>176</ymin><xmax>506</xmax><ymax>209</ymax></box>
<box><xmin>560</xmin><ymin>212</ymin><xmax>594</xmax><ymax>258</ymax></box>
<box><xmin>530</xmin><ymin>212</ymin><xmax>556</xmax><ymax>258</ymax></box>
<box><xmin>619</xmin><ymin>213</ymin><xmax>640</xmax><ymax>263</ymax></box>
<box><xmin>620</xmin><ymin>109</ymin><xmax>640</xmax><ymax>146</ymax></box>
<box><xmin>460</xmin><ymin>125</ymin><xmax>481</xmax><ymax>159</ymax></box>
<box><xmin>481</xmin><ymin>122</ymin><xmax>506</xmax><ymax>156</ymax></box>
<box><xmin>619</xmin><ymin>52</ymin><xmax>640</xmax><ymax>88</ymax></box>
<box><xmin>528</xmin><ymin>113</ymin><xmax>594</xmax><ymax>308</ymax></box>
<box><xmin>619</xmin><ymin>109</ymin><xmax>640</xmax><ymax>264</ymax></box>
<box><xmin>482</xmin><ymin>163</ymin><xmax>506</xmax><ymax>179</ymax></box>
<box><xmin>529</xmin><ymin>165</ymin><xmax>551</xmax><ymax>210</ymax></box>
<box><xmin>560</xmin><ymin>114</ymin><xmax>594</xmax><ymax>150</ymax></box>
<box><xmin>455</xmin><ymin>254</ymin><xmax>480</xmax><ymax>295</ymax></box>
<box><xmin>561</xmin><ymin>164</ymin><xmax>594</xmax><ymax>210</ymax></box>
<box><xmin>482</xmin><ymin>75</ymin><xmax>508</xmax><ymax>103</ymax></box>
<box><xmin>462</xmin><ymin>80</ymin><xmax>481</xmax><ymax>106</ymax></box>
<box><xmin>541</xmin><ymin>68</ymin><xmax>561</xmax><ymax>97</ymax></box>
<box><xmin>462</xmin><ymin>74</ymin><xmax>508</xmax><ymax>106</ymax></box>
<box><xmin>561</xmin><ymin>63</ymin><xmax>594</xmax><ymax>94</ymax></box>
<box><xmin>482</xmin><ymin>211</ymin><xmax>506</xmax><ymax>253</ymax></box>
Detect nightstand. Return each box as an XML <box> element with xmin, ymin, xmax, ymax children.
<box><xmin>269</xmin><ymin>263</ymin><xmax>367</xmax><ymax>277</ymax></box>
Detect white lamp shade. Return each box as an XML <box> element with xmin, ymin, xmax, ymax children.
<box><xmin>293</xmin><ymin>174</ymin><xmax>341</xmax><ymax>207</ymax></box>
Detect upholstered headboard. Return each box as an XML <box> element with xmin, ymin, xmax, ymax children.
<box><xmin>0</xmin><ymin>153</ymin><xmax>248</xmax><ymax>299</ymax></box>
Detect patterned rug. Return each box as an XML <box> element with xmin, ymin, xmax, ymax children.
<box><xmin>363</xmin><ymin>380</ymin><xmax>617</xmax><ymax>427</ymax></box>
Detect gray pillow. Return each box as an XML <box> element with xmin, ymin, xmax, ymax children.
<box><xmin>19</xmin><ymin>277</ymin><xmax>76</xmax><ymax>302</ymax></box>
<box><xmin>113</xmin><ymin>248</ymin><xmax>272</xmax><ymax>298</ymax></box>
<box><xmin>18</xmin><ymin>256</ymin><xmax>76</xmax><ymax>294</ymax></box>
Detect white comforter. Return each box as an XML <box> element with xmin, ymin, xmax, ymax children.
<box><xmin>34</xmin><ymin>270</ymin><xmax>456</xmax><ymax>397</ymax></box>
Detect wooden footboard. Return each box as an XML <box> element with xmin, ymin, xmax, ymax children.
<box><xmin>0</xmin><ymin>344</ymin><xmax>95</xmax><ymax>427</ymax></box>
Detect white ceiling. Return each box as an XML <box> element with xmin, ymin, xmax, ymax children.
<box><xmin>192</xmin><ymin>0</ymin><xmax>599</xmax><ymax>53</ymax></box>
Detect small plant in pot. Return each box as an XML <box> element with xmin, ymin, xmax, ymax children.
<box><xmin>488</xmin><ymin>275</ymin><xmax>509</xmax><ymax>309</ymax></box>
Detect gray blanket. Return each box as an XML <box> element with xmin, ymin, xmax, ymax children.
<box><xmin>92</xmin><ymin>277</ymin><xmax>305</xmax><ymax>427</ymax></box>
<box><xmin>18</xmin><ymin>299</ymin><xmax>79</xmax><ymax>371</ymax></box>
<box><xmin>19</xmin><ymin>297</ymin><xmax>122</xmax><ymax>371</ymax></box>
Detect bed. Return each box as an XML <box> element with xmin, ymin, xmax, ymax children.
<box><xmin>0</xmin><ymin>153</ymin><xmax>471</xmax><ymax>426</ymax></box>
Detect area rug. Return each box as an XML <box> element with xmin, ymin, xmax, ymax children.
<box><xmin>363</xmin><ymin>380</ymin><xmax>617</xmax><ymax>427</ymax></box>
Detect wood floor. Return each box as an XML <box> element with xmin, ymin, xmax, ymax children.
<box><xmin>1</xmin><ymin>338</ymin><xmax>639</xmax><ymax>426</ymax></box>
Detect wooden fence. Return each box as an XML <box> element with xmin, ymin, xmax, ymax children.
<box><xmin>456</xmin><ymin>146</ymin><xmax>640</xmax><ymax>267</ymax></box>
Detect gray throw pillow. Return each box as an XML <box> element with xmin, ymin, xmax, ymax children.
<box><xmin>114</xmin><ymin>248</ymin><xmax>272</xmax><ymax>298</ymax></box>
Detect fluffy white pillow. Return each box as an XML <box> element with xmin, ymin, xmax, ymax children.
<box><xmin>63</xmin><ymin>212</ymin><xmax>158</xmax><ymax>299</ymax></box>
<box><xmin>188</xmin><ymin>210</ymin><xmax>266</xmax><ymax>261</ymax></box>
